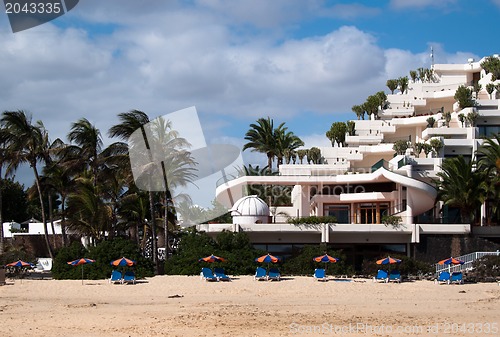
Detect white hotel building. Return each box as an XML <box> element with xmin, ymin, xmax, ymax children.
<box><xmin>197</xmin><ymin>56</ymin><xmax>500</xmax><ymax>266</ymax></box>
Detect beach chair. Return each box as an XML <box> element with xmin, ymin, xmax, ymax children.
<box><xmin>214</xmin><ymin>267</ymin><xmax>231</xmax><ymax>281</ymax></box>
<box><xmin>254</xmin><ymin>267</ymin><xmax>267</xmax><ymax>281</ymax></box>
<box><xmin>388</xmin><ymin>270</ymin><xmax>401</xmax><ymax>283</ymax></box>
<box><xmin>313</xmin><ymin>268</ymin><xmax>327</xmax><ymax>281</ymax></box>
<box><xmin>373</xmin><ymin>269</ymin><xmax>389</xmax><ymax>283</ymax></box>
<box><xmin>109</xmin><ymin>270</ymin><xmax>123</xmax><ymax>284</ymax></box>
<box><xmin>200</xmin><ymin>267</ymin><xmax>218</xmax><ymax>282</ymax></box>
<box><xmin>268</xmin><ymin>267</ymin><xmax>281</xmax><ymax>281</ymax></box>
<box><xmin>450</xmin><ymin>271</ymin><xmax>463</xmax><ymax>284</ymax></box>
<box><xmin>435</xmin><ymin>271</ymin><xmax>450</xmax><ymax>284</ymax></box>
<box><xmin>123</xmin><ymin>271</ymin><xmax>136</xmax><ymax>284</ymax></box>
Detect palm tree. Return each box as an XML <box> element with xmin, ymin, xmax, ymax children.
<box><xmin>0</xmin><ymin>126</ymin><xmax>15</xmax><ymax>255</ymax></box>
<box><xmin>477</xmin><ymin>133</ymin><xmax>500</xmax><ymax>224</ymax></box>
<box><xmin>66</xmin><ymin>118</ymin><xmax>103</xmax><ymax>187</ymax></box>
<box><xmin>66</xmin><ymin>177</ymin><xmax>112</xmax><ymax>243</ymax></box>
<box><xmin>435</xmin><ymin>156</ymin><xmax>487</xmax><ymax>224</ymax></box>
<box><xmin>243</xmin><ymin>117</ymin><xmax>281</xmax><ymax>173</ymax></box>
<box><xmin>351</xmin><ymin>105</ymin><xmax>365</xmax><ymax>120</ymax></box>
<box><xmin>275</xmin><ymin>126</ymin><xmax>304</xmax><ymax>167</ymax></box>
<box><xmin>109</xmin><ymin>110</ymin><xmax>196</xmax><ymax>270</ymax></box>
<box><xmin>1</xmin><ymin>110</ymin><xmax>54</xmax><ymax>258</ymax></box>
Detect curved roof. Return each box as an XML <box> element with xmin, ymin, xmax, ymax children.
<box><xmin>230</xmin><ymin>195</ymin><xmax>269</xmax><ymax>216</ymax></box>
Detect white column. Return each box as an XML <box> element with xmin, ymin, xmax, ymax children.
<box><xmin>480</xmin><ymin>202</ymin><xmax>486</xmax><ymax>226</ymax></box>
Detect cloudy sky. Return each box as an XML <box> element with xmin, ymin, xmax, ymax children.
<box><xmin>1</xmin><ymin>0</ymin><xmax>500</xmax><ymax>187</ymax></box>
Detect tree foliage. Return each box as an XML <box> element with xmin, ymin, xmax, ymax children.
<box><xmin>164</xmin><ymin>229</ymin><xmax>262</xmax><ymax>276</ymax></box>
<box><xmin>480</xmin><ymin>55</ymin><xmax>500</xmax><ymax>81</ymax></box>
<box><xmin>454</xmin><ymin>85</ymin><xmax>475</xmax><ymax>110</ymax></box>
<box><xmin>325</xmin><ymin>122</ymin><xmax>347</xmax><ymax>147</ymax></box>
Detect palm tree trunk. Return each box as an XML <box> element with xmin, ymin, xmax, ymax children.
<box><xmin>148</xmin><ymin>190</ymin><xmax>158</xmax><ymax>274</ymax></box>
<box><xmin>163</xmin><ymin>192</ymin><xmax>169</xmax><ymax>261</ymax></box>
<box><xmin>48</xmin><ymin>193</ymin><xmax>57</xmax><ymax>249</ymax></box>
<box><xmin>33</xmin><ymin>164</ymin><xmax>53</xmax><ymax>259</ymax></box>
<box><xmin>61</xmin><ymin>195</ymin><xmax>67</xmax><ymax>246</ymax></box>
<box><xmin>0</xmin><ymin>169</ymin><xmax>4</xmax><ymax>255</ymax></box>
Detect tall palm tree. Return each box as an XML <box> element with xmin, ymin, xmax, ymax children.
<box><xmin>66</xmin><ymin>177</ymin><xmax>112</xmax><ymax>242</ymax></box>
<box><xmin>1</xmin><ymin>110</ymin><xmax>54</xmax><ymax>258</ymax></box>
<box><xmin>0</xmin><ymin>126</ymin><xmax>15</xmax><ymax>255</ymax></box>
<box><xmin>243</xmin><ymin>117</ymin><xmax>282</xmax><ymax>173</ymax></box>
<box><xmin>477</xmin><ymin>133</ymin><xmax>500</xmax><ymax>224</ymax></box>
<box><xmin>66</xmin><ymin>118</ymin><xmax>103</xmax><ymax>187</ymax></box>
<box><xmin>109</xmin><ymin>110</ymin><xmax>196</xmax><ymax>270</ymax></box>
<box><xmin>435</xmin><ymin>156</ymin><xmax>488</xmax><ymax>224</ymax></box>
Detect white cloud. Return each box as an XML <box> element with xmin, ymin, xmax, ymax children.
<box><xmin>0</xmin><ymin>1</ymin><xmax>484</xmax><ymax>148</ymax></box>
<box><xmin>389</xmin><ymin>0</ymin><xmax>457</xmax><ymax>10</ymax></box>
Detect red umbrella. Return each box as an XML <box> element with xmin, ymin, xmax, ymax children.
<box><xmin>67</xmin><ymin>258</ymin><xmax>95</xmax><ymax>285</ymax></box>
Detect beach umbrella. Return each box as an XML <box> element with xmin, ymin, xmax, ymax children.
<box><xmin>199</xmin><ymin>254</ymin><xmax>226</xmax><ymax>263</ymax></box>
<box><xmin>110</xmin><ymin>257</ymin><xmax>136</xmax><ymax>267</ymax></box>
<box><xmin>67</xmin><ymin>258</ymin><xmax>95</xmax><ymax>285</ymax></box>
<box><xmin>313</xmin><ymin>254</ymin><xmax>339</xmax><ymax>274</ymax></box>
<box><xmin>376</xmin><ymin>256</ymin><xmax>402</xmax><ymax>265</ymax></box>
<box><xmin>6</xmin><ymin>260</ymin><xmax>34</xmax><ymax>268</ymax></box>
<box><xmin>438</xmin><ymin>257</ymin><xmax>464</xmax><ymax>273</ymax></box>
<box><xmin>5</xmin><ymin>260</ymin><xmax>34</xmax><ymax>284</ymax></box>
<box><xmin>199</xmin><ymin>254</ymin><xmax>226</xmax><ymax>273</ymax></box>
<box><xmin>255</xmin><ymin>253</ymin><xmax>280</xmax><ymax>272</ymax></box>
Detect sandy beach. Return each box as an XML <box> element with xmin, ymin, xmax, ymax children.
<box><xmin>1</xmin><ymin>275</ymin><xmax>499</xmax><ymax>337</ymax></box>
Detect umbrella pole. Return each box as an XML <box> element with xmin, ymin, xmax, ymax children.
<box><xmin>81</xmin><ymin>265</ymin><xmax>84</xmax><ymax>285</ymax></box>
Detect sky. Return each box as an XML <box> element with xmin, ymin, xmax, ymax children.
<box><xmin>1</xmin><ymin>0</ymin><xmax>500</xmax><ymax>187</ymax></box>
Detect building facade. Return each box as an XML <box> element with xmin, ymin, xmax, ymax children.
<box><xmin>196</xmin><ymin>56</ymin><xmax>500</xmax><ymax>266</ymax></box>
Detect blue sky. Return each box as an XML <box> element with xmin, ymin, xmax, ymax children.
<box><xmin>1</xmin><ymin>0</ymin><xmax>500</xmax><ymax>187</ymax></box>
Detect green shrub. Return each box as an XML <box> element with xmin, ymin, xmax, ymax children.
<box><xmin>470</xmin><ymin>255</ymin><xmax>500</xmax><ymax>282</ymax></box>
<box><xmin>281</xmin><ymin>245</ymin><xmax>353</xmax><ymax>276</ymax></box>
<box><xmin>165</xmin><ymin>229</ymin><xmax>264</xmax><ymax>276</ymax></box>
<box><xmin>52</xmin><ymin>238</ymin><xmax>154</xmax><ymax>280</ymax></box>
<box><xmin>361</xmin><ymin>254</ymin><xmax>433</xmax><ymax>277</ymax></box>
<box><xmin>287</xmin><ymin>216</ymin><xmax>337</xmax><ymax>225</ymax></box>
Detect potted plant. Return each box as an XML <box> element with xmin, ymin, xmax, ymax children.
<box><xmin>426</xmin><ymin>117</ymin><xmax>435</xmax><ymax>128</ymax></box>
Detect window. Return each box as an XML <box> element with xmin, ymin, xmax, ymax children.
<box><xmin>324</xmin><ymin>204</ymin><xmax>350</xmax><ymax>223</ymax></box>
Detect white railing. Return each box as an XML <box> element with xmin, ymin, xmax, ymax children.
<box><xmin>435</xmin><ymin>251</ymin><xmax>500</xmax><ymax>274</ymax></box>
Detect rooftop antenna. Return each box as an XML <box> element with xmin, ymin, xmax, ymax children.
<box><xmin>430</xmin><ymin>46</ymin><xmax>434</xmax><ymax>69</ymax></box>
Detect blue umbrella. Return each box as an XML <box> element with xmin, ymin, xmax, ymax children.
<box><xmin>67</xmin><ymin>258</ymin><xmax>95</xmax><ymax>285</ymax></box>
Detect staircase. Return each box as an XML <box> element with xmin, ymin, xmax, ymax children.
<box><xmin>435</xmin><ymin>251</ymin><xmax>500</xmax><ymax>274</ymax></box>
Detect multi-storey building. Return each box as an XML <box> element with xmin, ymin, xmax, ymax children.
<box><xmin>197</xmin><ymin>56</ymin><xmax>500</xmax><ymax>267</ymax></box>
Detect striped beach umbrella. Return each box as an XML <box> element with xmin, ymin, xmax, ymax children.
<box><xmin>313</xmin><ymin>254</ymin><xmax>340</xmax><ymax>263</ymax></box>
<box><xmin>376</xmin><ymin>256</ymin><xmax>402</xmax><ymax>265</ymax></box>
<box><xmin>67</xmin><ymin>258</ymin><xmax>95</xmax><ymax>285</ymax></box>
<box><xmin>438</xmin><ymin>257</ymin><xmax>464</xmax><ymax>265</ymax></box>
<box><xmin>255</xmin><ymin>253</ymin><xmax>280</xmax><ymax>264</ymax></box>
<box><xmin>199</xmin><ymin>254</ymin><xmax>226</xmax><ymax>263</ymax></box>
<box><xmin>110</xmin><ymin>257</ymin><xmax>136</xmax><ymax>267</ymax></box>
<box><xmin>6</xmin><ymin>260</ymin><xmax>34</xmax><ymax>268</ymax></box>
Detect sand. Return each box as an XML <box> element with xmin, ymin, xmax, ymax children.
<box><xmin>1</xmin><ymin>275</ymin><xmax>499</xmax><ymax>337</ymax></box>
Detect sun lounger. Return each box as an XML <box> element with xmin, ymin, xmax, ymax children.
<box><xmin>200</xmin><ymin>267</ymin><xmax>218</xmax><ymax>282</ymax></box>
<box><xmin>268</xmin><ymin>267</ymin><xmax>281</xmax><ymax>281</ymax></box>
<box><xmin>313</xmin><ymin>268</ymin><xmax>327</xmax><ymax>281</ymax></box>
<box><xmin>450</xmin><ymin>271</ymin><xmax>463</xmax><ymax>284</ymax></box>
<box><xmin>373</xmin><ymin>269</ymin><xmax>388</xmax><ymax>283</ymax></box>
<box><xmin>254</xmin><ymin>267</ymin><xmax>267</xmax><ymax>281</ymax></box>
<box><xmin>388</xmin><ymin>270</ymin><xmax>401</xmax><ymax>283</ymax></box>
<box><xmin>435</xmin><ymin>271</ymin><xmax>450</xmax><ymax>284</ymax></box>
<box><xmin>214</xmin><ymin>267</ymin><xmax>231</xmax><ymax>281</ymax></box>
<box><xmin>109</xmin><ymin>270</ymin><xmax>123</xmax><ymax>284</ymax></box>
<box><xmin>123</xmin><ymin>271</ymin><xmax>136</xmax><ymax>284</ymax></box>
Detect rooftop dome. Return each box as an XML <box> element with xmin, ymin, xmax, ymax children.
<box><xmin>231</xmin><ymin>195</ymin><xmax>269</xmax><ymax>217</ymax></box>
